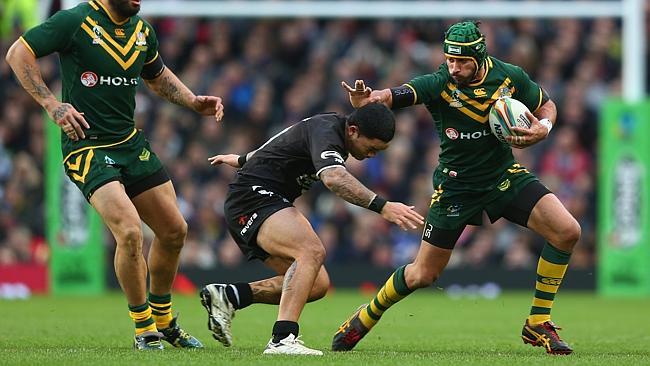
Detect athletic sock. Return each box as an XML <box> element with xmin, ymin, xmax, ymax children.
<box><xmin>148</xmin><ymin>293</ymin><xmax>173</xmax><ymax>329</ymax></box>
<box><xmin>358</xmin><ymin>265</ymin><xmax>414</xmax><ymax>329</ymax></box>
<box><xmin>271</xmin><ymin>320</ymin><xmax>299</xmax><ymax>343</ymax></box>
<box><xmin>528</xmin><ymin>242</ymin><xmax>571</xmax><ymax>325</ymax></box>
<box><xmin>225</xmin><ymin>283</ymin><xmax>253</xmax><ymax>310</ymax></box>
<box><xmin>129</xmin><ymin>302</ymin><xmax>157</xmax><ymax>335</ymax></box>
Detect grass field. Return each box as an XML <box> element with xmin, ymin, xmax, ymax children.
<box><xmin>1</xmin><ymin>290</ymin><xmax>648</xmax><ymax>365</ymax></box>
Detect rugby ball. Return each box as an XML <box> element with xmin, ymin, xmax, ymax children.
<box><xmin>489</xmin><ymin>97</ymin><xmax>531</xmax><ymax>143</ymax></box>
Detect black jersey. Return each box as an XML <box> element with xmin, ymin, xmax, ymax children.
<box><xmin>233</xmin><ymin>113</ymin><xmax>349</xmax><ymax>201</ymax></box>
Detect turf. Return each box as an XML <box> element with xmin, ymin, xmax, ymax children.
<box><xmin>1</xmin><ymin>290</ymin><xmax>648</xmax><ymax>365</ymax></box>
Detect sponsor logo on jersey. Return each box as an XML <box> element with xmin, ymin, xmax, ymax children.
<box><xmin>445</xmin><ymin>128</ymin><xmax>459</xmax><ymax>140</ymax></box>
<box><xmin>135</xmin><ymin>31</ymin><xmax>147</xmax><ymax>51</ymax></box>
<box><xmin>240</xmin><ymin>213</ymin><xmax>258</xmax><ymax>235</ymax></box>
<box><xmin>114</xmin><ymin>28</ymin><xmax>125</xmax><ymax>38</ymax></box>
<box><xmin>90</xmin><ymin>75</ymin><xmax>139</xmax><ymax>87</ymax></box>
<box><xmin>473</xmin><ymin>88</ymin><xmax>487</xmax><ymax>97</ymax></box>
<box><xmin>449</xmin><ymin>129</ymin><xmax>491</xmax><ymax>141</ymax></box>
<box><xmin>320</xmin><ymin>150</ymin><xmax>345</xmax><ymax>164</ymax></box>
<box><xmin>238</xmin><ymin>215</ymin><xmax>248</xmax><ymax>225</ymax></box>
<box><xmin>138</xmin><ymin>148</ymin><xmax>150</xmax><ymax>161</ymax></box>
<box><xmin>80</xmin><ymin>71</ymin><xmax>98</xmax><ymax>87</ymax></box>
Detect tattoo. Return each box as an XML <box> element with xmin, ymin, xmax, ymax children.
<box><xmin>321</xmin><ymin>168</ymin><xmax>374</xmax><ymax>208</ymax></box>
<box><xmin>282</xmin><ymin>261</ymin><xmax>298</xmax><ymax>293</ymax></box>
<box><xmin>250</xmin><ymin>277</ymin><xmax>283</xmax><ymax>304</ymax></box>
<box><xmin>52</xmin><ymin>104</ymin><xmax>70</xmax><ymax>121</ymax></box>
<box><xmin>21</xmin><ymin>63</ymin><xmax>54</xmax><ymax>101</ymax></box>
<box><xmin>155</xmin><ymin>74</ymin><xmax>192</xmax><ymax>108</ymax></box>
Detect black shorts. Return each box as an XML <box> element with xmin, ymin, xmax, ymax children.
<box><xmin>422</xmin><ymin>180</ymin><xmax>551</xmax><ymax>249</ymax></box>
<box><xmin>224</xmin><ymin>183</ymin><xmax>293</xmax><ymax>261</ymax></box>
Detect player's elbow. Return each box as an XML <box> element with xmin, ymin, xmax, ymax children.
<box><xmin>320</xmin><ymin>168</ymin><xmax>345</xmax><ymax>191</ymax></box>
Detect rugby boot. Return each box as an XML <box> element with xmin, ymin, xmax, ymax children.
<box><xmin>159</xmin><ymin>315</ymin><xmax>204</xmax><ymax>348</ymax></box>
<box><xmin>134</xmin><ymin>331</ymin><xmax>164</xmax><ymax>350</ymax></box>
<box><xmin>331</xmin><ymin>304</ymin><xmax>369</xmax><ymax>351</ymax></box>
<box><xmin>200</xmin><ymin>284</ymin><xmax>235</xmax><ymax>347</ymax></box>
<box><xmin>263</xmin><ymin>334</ymin><xmax>323</xmax><ymax>355</ymax></box>
<box><xmin>522</xmin><ymin>319</ymin><xmax>573</xmax><ymax>355</ymax></box>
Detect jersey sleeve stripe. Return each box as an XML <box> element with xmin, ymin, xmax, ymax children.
<box><xmin>403</xmin><ymin>83</ymin><xmax>418</xmax><ymax>105</ymax></box>
<box><xmin>88</xmin><ymin>0</ymin><xmax>99</xmax><ymax>10</ymax></box>
<box><xmin>144</xmin><ymin>51</ymin><xmax>159</xmax><ymax>65</ymax></box>
<box><xmin>316</xmin><ymin>164</ymin><xmax>345</xmax><ymax>178</ymax></box>
<box><xmin>535</xmin><ymin>88</ymin><xmax>543</xmax><ymax>112</ymax></box>
<box><xmin>19</xmin><ymin>36</ymin><xmax>37</xmax><ymax>57</ymax></box>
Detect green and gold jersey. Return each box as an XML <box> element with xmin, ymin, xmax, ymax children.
<box><xmin>21</xmin><ymin>0</ymin><xmax>160</xmax><ymax>156</ymax></box>
<box><xmin>407</xmin><ymin>56</ymin><xmax>545</xmax><ymax>190</ymax></box>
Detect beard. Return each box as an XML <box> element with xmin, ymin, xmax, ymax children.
<box><xmin>108</xmin><ymin>0</ymin><xmax>140</xmax><ymax>18</ymax></box>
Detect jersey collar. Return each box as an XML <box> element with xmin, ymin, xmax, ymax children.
<box><xmin>91</xmin><ymin>0</ymin><xmax>131</xmax><ymax>25</ymax></box>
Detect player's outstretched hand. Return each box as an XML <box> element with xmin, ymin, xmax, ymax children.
<box><xmin>380</xmin><ymin>202</ymin><xmax>425</xmax><ymax>231</ymax></box>
<box><xmin>208</xmin><ymin>154</ymin><xmax>240</xmax><ymax>168</ymax></box>
<box><xmin>341</xmin><ymin>79</ymin><xmax>384</xmax><ymax>108</ymax></box>
<box><xmin>192</xmin><ymin>95</ymin><xmax>224</xmax><ymax>122</ymax></box>
<box><xmin>506</xmin><ymin>111</ymin><xmax>548</xmax><ymax>149</ymax></box>
<box><xmin>47</xmin><ymin>101</ymin><xmax>89</xmax><ymax>141</ymax></box>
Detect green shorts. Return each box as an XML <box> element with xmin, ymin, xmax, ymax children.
<box><xmin>63</xmin><ymin>130</ymin><xmax>169</xmax><ymax>200</ymax></box>
<box><xmin>425</xmin><ymin>162</ymin><xmax>539</xmax><ymax>230</ymax></box>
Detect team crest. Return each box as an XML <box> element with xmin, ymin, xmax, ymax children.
<box><xmin>135</xmin><ymin>31</ymin><xmax>147</xmax><ymax>51</ymax></box>
<box><xmin>92</xmin><ymin>25</ymin><xmax>104</xmax><ymax>44</ymax></box>
<box><xmin>448</xmin><ymin>89</ymin><xmax>463</xmax><ymax>108</ymax></box>
<box><xmin>498</xmin><ymin>87</ymin><xmax>513</xmax><ymax>99</ymax></box>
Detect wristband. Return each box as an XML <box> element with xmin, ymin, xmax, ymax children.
<box><xmin>237</xmin><ymin>154</ymin><xmax>247</xmax><ymax>167</ymax></box>
<box><xmin>539</xmin><ymin>118</ymin><xmax>553</xmax><ymax>136</ymax></box>
<box><xmin>368</xmin><ymin>195</ymin><xmax>387</xmax><ymax>213</ymax></box>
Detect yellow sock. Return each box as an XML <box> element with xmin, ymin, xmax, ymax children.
<box><xmin>528</xmin><ymin>243</ymin><xmax>571</xmax><ymax>325</ymax></box>
<box><xmin>149</xmin><ymin>293</ymin><xmax>173</xmax><ymax>329</ymax></box>
<box><xmin>358</xmin><ymin>265</ymin><xmax>413</xmax><ymax>329</ymax></box>
<box><xmin>128</xmin><ymin>303</ymin><xmax>157</xmax><ymax>335</ymax></box>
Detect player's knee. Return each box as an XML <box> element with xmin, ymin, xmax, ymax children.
<box><xmin>299</xmin><ymin>243</ymin><xmax>326</xmax><ymax>266</ymax></box>
<box><xmin>563</xmin><ymin>219</ymin><xmax>581</xmax><ymax>247</ymax></box>
<box><xmin>116</xmin><ymin>225</ymin><xmax>143</xmax><ymax>256</ymax></box>
<box><xmin>309</xmin><ymin>271</ymin><xmax>330</xmax><ymax>301</ymax></box>
<box><xmin>407</xmin><ymin>266</ymin><xmax>439</xmax><ymax>289</ymax></box>
<box><xmin>158</xmin><ymin>219</ymin><xmax>188</xmax><ymax>248</ymax></box>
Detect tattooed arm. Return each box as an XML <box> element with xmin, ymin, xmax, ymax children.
<box><xmin>143</xmin><ymin>67</ymin><xmax>224</xmax><ymax>121</ymax></box>
<box><xmin>320</xmin><ymin>167</ymin><xmax>424</xmax><ymax>230</ymax></box>
<box><xmin>5</xmin><ymin>40</ymin><xmax>88</xmax><ymax>140</ymax></box>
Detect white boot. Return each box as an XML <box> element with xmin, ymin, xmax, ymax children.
<box><xmin>262</xmin><ymin>334</ymin><xmax>323</xmax><ymax>355</ymax></box>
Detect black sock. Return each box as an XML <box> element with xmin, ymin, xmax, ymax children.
<box><xmin>224</xmin><ymin>283</ymin><xmax>253</xmax><ymax>310</ymax></box>
<box><xmin>272</xmin><ymin>320</ymin><xmax>299</xmax><ymax>343</ymax></box>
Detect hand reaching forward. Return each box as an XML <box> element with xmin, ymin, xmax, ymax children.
<box><xmin>380</xmin><ymin>202</ymin><xmax>425</xmax><ymax>231</ymax></box>
<box><xmin>192</xmin><ymin>95</ymin><xmax>224</xmax><ymax>122</ymax></box>
<box><xmin>208</xmin><ymin>154</ymin><xmax>240</xmax><ymax>168</ymax></box>
<box><xmin>341</xmin><ymin>79</ymin><xmax>387</xmax><ymax>108</ymax></box>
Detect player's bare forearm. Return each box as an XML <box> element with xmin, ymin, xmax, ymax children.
<box><xmin>5</xmin><ymin>40</ymin><xmax>58</xmax><ymax>109</ymax></box>
<box><xmin>320</xmin><ymin>167</ymin><xmax>374</xmax><ymax>208</ymax></box>
<box><xmin>144</xmin><ymin>67</ymin><xmax>195</xmax><ymax>109</ymax></box>
<box><xmin>534</xmin><ymin>99</ymin><xmax>557</xmax><ymax>124</ymax></box>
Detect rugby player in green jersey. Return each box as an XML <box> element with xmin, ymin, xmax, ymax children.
<box><xmin>332</xmin><ymin>21</ymin><xmax>579</xmax><ymax>355</ymax></box>
<box><xmin>6</xmin><ymin>0</ymin><xmax>224</xmax><ymax>350</ymax></box>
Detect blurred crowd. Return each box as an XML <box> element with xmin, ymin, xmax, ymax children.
<box><xmin>3</xmin><ymin>8</ymin><xmax>648</xmax><ymax>272</ymax></box>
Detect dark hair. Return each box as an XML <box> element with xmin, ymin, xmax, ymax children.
<box><xmin>347</xmin><ymin>103</ymin><xmax>396</xmax><ymax>142</ymax></box>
